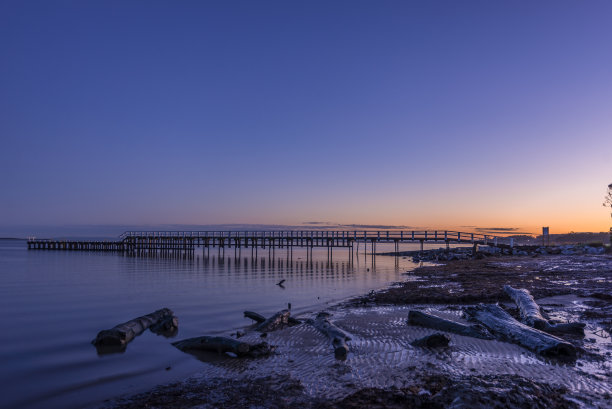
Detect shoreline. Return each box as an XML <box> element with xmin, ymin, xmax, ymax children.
<box><xmin>101</xmin><ymin>253</ymin><xmax>612</xmax><ymax>409</ymax></box>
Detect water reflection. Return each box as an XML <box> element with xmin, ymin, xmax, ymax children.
<box><xmin>120</xmin><ymin>245</ymin><xmax>387</xmax><ymax>273</ymax></box>
<box><xmin>0</xmin><ymin>240</ymin><xmax>418</xmax><ymax>409</ymax></box>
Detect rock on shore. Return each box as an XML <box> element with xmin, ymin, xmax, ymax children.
<box><xmin>385</xmin><ymin>244</ymin><xmax>608</xmax><ymax>263</ymax></box>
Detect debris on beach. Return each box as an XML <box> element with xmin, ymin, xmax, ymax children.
<box><xmin>307</xmin><ymin>311</ymin><xmax>352</xmax><ymax>359</ymax></box>
<box><xmin>92</xmin><ymin>308</ymin><xmax>177</xmax><ymax>354</ymax></box>
<box><xmin>408</xmin><ymin>310</ymin><xmax>493</xmax><ymax>340</ymax></box>
<box><xmin>103</xmin><ymin>254</ymin><xmax>612</xmax><ymax>408</ymax></box>
<box><xmin>410</xmin><ymin>332</ymin><xmax>450</xmax><ymax>348</ymax></box>
<box><xmin>244</xmin><ymin>309</ymin><xmax>300</xmax><ymax>332</ymax></box>
<box><xmin>149</xmin><ymin>314</ymin><xmax>180</xmax><ymax>337</ymax></box>
<box><xmin>245</xmin><ymin>309</ymin><xmax>301</xmax><ymax>329</ymax></box>
<box><xmin>172</xmin><ymin>335</ymin><xmax>274</xmax><ymax>358</ymax></box>
<box><xmin>464</xmin><ymin>304</ymin><xmax>576</xmax><ymax>358</ymax></box>
<box><xmin>503</xmin><ymin>285</ymin><xmax>585</xmax><ymax>335</ymax></box>
<box><xmin>390</xmin><ymin>243</ymin><xmax>609</xmax><ymax>263</ymax></box>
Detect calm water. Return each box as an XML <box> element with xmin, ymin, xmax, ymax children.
<box><xmin>0</xmin><ymin>239</ymin><xmax>431</xmax><ymax>408</ymax></box>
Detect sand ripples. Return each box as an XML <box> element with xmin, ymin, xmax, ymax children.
<box><xmin>186</xmin><ymin>305</ymin><xmax>610</xmax><ymax>403</ymax></box>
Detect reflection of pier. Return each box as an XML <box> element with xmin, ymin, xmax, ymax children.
<box><xmin>203</xmin><ymin>254</ymin><xmax>358</xmax><ymax>274</ymax></box>
<box><xmin>27</xmin><ymin>230</ymin><xmax>510</xmax><ymax>257</ymax></box>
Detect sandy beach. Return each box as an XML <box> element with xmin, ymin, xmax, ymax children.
<box><xmin>99</xmin><ymin>251</ymin><xmax>612</xmax><ymax>409</ymax></box>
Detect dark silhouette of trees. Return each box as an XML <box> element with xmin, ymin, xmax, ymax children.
<box><xmin>605</xmin><ymin>183</ymin><xmax>612</xmax><ymax>244</ymax></box>
<box><xmin>605</xmin><ymin>183</ymin><xmax>612</xmax><ymax>217</ymax></box>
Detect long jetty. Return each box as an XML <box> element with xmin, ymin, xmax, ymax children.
<box><xmin>27</xmin><ymin>230</ymin><xmax>512</xmax><ymax>256</ymax></box>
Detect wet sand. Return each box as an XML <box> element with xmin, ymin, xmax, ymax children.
<box><xmin>102</xmin><ymin>254</ymin><xmax>612</xmax><ymax>409</ymax></box>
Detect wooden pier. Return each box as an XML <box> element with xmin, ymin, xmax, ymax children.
<box><xmin>27</xmin><ymin>239</ymin><xmax>126</xmax><ymax>252</ymax></box>
<box><xmin>27</xmin><ymin>230</ymin><xmax>511</xmax><ymax>256</ymax></box>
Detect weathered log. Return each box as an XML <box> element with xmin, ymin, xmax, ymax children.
<box><xmin>545</xmin><ymin>322</ymin><xmax>586</xmax><ymax>335</ymax></box>
<box><xmin>173</xmin><ymin>336</ymin><xmax>249</xmax><ymax>354</ymax></box>
<box><xmin>244</xmin><ymin>311</ymin><xmax>266</xmax><ymax>323</ymax></box>
<box><xmin>504</xmin><ymin>285</ymin><xmax>585</xmax><ymax>336</ymax></box>
<box><xmin>309</xmin><ymin>312</ymin><xmax>351</xmax><ymax>359</ymax></box>
<box><xmin>464</xmin><ymin>304</ymin><xmax>576</xmax><ymax>358</ymax></box>
<box><xmin>150</xmin><ymin>315</ymin><xmax>179</xmax><ymax>337</ymax></box>
<box><xmin>503</xmin><ymin>285</ymin><xmax>549</xmax><ymax>329</ymax></box>
<box><xmin>172</xmin><ymin>336</ymin><xmax>273</xmax><ymax>357</ymax></box>
<box><xmin>411</xmin><ymin>333</ymin><xmax>450</xmax><ymax>348</ymax></box>
<box><xmin>245</xmin><ymin>310</ymin><xmax>301</xmax><ymax>327</ymax></box>
<box><xmin>408</xmin><ymin>310</ymin><xmax>493</xmax><ymax>340</ymax></box>
<box><xmin>92</xmin><ymin>308</ymin><xmax>176</xmax><ymax>348</ymax></box>
<box><xmin>288</xmin><ymin>317</ymin><xmax>301</xmax><ymax>326</ymax></box>
<box><xmin>254</xmin><ymin>309</ymin><xmax>291</xmax><ymax>332</ymax></box>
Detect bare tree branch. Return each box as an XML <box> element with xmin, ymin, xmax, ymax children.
<box><xmin>605</xmin><ymin>183</ymin><xmax>612</xmax><ymax>218</ymax></box>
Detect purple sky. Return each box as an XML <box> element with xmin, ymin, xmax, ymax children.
<box><xmin>1</xmin><ymin>1</ymin><xmax>611</xmax><ymax>236</ymax></box>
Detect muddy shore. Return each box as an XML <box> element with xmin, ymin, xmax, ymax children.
<box><xmin>102</xmin><ymin>254</ymin><xmax>612</xmax><ymax>409</ymax></box>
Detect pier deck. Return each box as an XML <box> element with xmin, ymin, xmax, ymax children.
<box><xmin>27</xmin><ymin>230</ymin><xmax>511</xmax><ymax>255</ymax></box>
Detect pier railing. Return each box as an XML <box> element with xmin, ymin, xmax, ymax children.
<box><xmin>118</xmin><ymin>230</ymin><xmax>513</xmax><ymax>246</ymax></box>
<box><xmin>28</xmin><ymin>230</ymin><xmax>515</xmax><ymax>253</ymax></box>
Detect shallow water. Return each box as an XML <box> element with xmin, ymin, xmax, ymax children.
<box><xmin>0</xmin><ymin>239</ymin><xmax>432</xmax><ymax>409</ymax></box>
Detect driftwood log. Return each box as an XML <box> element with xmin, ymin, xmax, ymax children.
<box><xmin>244</xmin><ymin>310</ymin><xmax>301</xmax><ymax>326</ymax></box>
<box><xmin>150</xmin><ymin>314</ymin><xmax>179</xmax><ymax>337</ymax></box>
<box><xmin>255</xmin><ymin>309</ymin><xmax>290</xmax><ymax>332</ymax></box>
<box><xmin>92</xmin><ymin>308</ymin><xmax>177</xmax><ymax>350</ymax></box>
<box><xmin>465</xmin><ymin>304</ymin><xmax>576</xmax><ymax>358</ymax></box>
<box><xmin>173</xmin><ymin>336</ymin><xmax>273</xmax><ymax>357</ymax></box>
<box><xmin>244</xmin><ymin>309</ymin><xmax>300</xmax><ymax>332</ymax></box>
<box><xmin>408</xmin><ymin>310</ymin><xmax>493</xmax><ymax>340</ymax></box>
<box><xmin>503</xmin><ymin>285</ymin><xmax>550</xmax><ymax>329</ymax></box>
<box><xmin>288</xmin><ymin>316</ymin><xmax>301</xmax><ymax>326</ymax></box>
<box><xmin>244</xmin><ymin>311</ymin><xmax>267</xmax><ymax>323</ymax></box>
<box><xmin>411</xmin><ymin>333</ymin><xmax>450</xmax><ymax>348</ymax></box>
<box><xmin>309</xmin><ymin>312</ymin><xmax>351</xmax><ymax>358</ymax></box>
<box><xmin>541</xmin><ymin>322</ymin><xmax>586</xmax><ymax>335</ymax></box>
<box><xmin>503</xmin><ymin>285</ymin><xmax>585</xmax><ymax>336</ymax></box>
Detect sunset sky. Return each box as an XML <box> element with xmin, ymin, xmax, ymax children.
<box><xmin>1</xmin><ymin>1</ymin><xmax>611</xmax><ymax>237</ymax></box>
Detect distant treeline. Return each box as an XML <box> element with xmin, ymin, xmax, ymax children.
<box><xmin>508</xmin><ymin>232</ymin><xmax>610</xmax><ymax>246</ymax></box>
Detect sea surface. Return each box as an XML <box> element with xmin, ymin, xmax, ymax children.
<box><xmin>0</xmin><ymin>238</ymin><xmax>442</xmax><ymax>409</ymax></box>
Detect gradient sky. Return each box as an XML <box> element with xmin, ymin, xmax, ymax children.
<box><xmin>1</xmin><ymin>1</ymin><xmax>611</xmax><ymax>236</ymax></box>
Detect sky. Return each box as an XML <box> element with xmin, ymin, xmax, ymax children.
<box><xmin>1</xmin><ymin>1</ymin><xmax>611</xmax><ymax>237</ymax></box>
